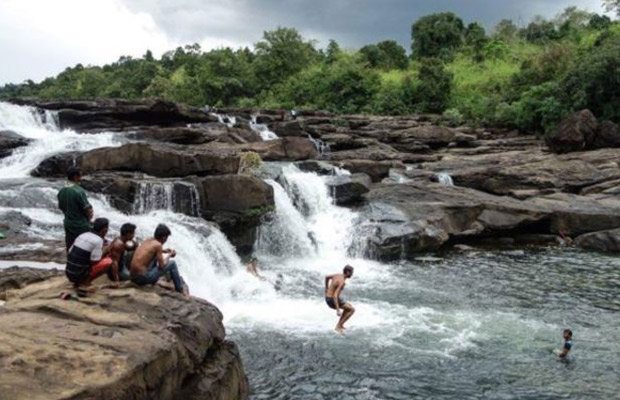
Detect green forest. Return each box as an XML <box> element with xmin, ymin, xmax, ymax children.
<box><xmin>2</xmin><ymin>1</ymin><xmax>620</xmax><ymax>134</ymax></box>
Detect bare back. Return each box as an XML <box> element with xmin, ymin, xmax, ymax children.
<box><xmin>326</xmin><ymin>274</ymin><xmax>346</xmax><ymax>298</ymax></box>
<box><xmin>130</xmin><ymin>238</ymin><xmax>161</xmax><ymax>275</ymax></box>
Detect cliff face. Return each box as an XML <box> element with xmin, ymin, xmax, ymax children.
<box><xmin>0</xmin><ymin>267</ymin><xmax>249</xmax><ymax>400</ymax></box>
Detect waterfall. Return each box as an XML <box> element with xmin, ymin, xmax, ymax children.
<box><xmin>133</xmin><ymin>181</ymin><xmax>201</xmax><ymax>217</ymax></box>
<box><xmin>250</xmin><ymin>115</ymin><xmax>279</xmax><ymax>141</ymax></box>
<box><xmin>307</xmin><ymin>134</ymin><xmax>330</xmax><ymax>156</ymax></box>
<box><xmin>211</xmin><ymin>113</ymin><xmax>237</xmax><ymax>128</ymax></box>
<box><xmin>0</xmin><ymin>101</ymin><xmax>119</xmax><ymax>179</ymax></box>
<box><xmin>256</xmin><ymin>165</ymin><xmax>356</xmax><ymax>260</ymax></box>
<box><xmin>436</xmin><ymin>172</ymin><xmax>454</xmax><ymax>186</ymax></box>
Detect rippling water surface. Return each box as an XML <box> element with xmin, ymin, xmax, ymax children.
<box><xmin>229</xmin><ymin>249</ymin><xmax>620</xmax><ymax>399</ymax></box>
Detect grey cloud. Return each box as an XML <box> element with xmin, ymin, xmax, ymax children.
<box><xmin>123</xmin><ymin>0</ymin><xmax>605</xmax><ymax>49</ymax></box>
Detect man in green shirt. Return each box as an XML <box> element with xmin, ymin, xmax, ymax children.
<box><xmin>58</xmin><ymin>167</ymin><xmax>94</xmax><ymax>251</ymax></box>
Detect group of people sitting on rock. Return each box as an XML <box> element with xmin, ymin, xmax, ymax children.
<box><xmin>58</xmin><ymin>167</ymin><xmax>189</xmax><ymax>298</ymax></box>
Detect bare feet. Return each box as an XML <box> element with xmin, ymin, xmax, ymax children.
<box><xmin>156</xmin><ymin>279</ymin><xmax>175</xmax><ymax>290</ymax></box>
<box><xmin>335</xmin><ymin>326</ymin><xmax>345</xmax><ymax>336</ymax></box>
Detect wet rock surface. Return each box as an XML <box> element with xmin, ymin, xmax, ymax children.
<box><xmin>15</xmin><ymin>99</ymin><xmax>620</xmax><ymax>257</ymax></box>
<box><xmin>0</xmin><ymin>130</ymin><xmax>31</xmax><ymax>159</ymax></box>
<box><xmin>0</xmin><ymin>267</ymin><xmax>249</xmax><ymax>400</ymax></box>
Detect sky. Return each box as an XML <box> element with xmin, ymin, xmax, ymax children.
<box><xmin>0</xmin><ymin>0</ymin><xmax>607</xmax><ymax>85</ymax></box>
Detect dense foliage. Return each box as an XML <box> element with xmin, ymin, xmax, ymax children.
<box><xmin>2</xmin><ymin>4</ymin><xmax>619</xmax><ymax>134</ymax></box>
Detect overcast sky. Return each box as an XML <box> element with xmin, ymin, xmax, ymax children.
<box><xmin>0</xmin><ymin>0</ymin><xmax>606</xmax><ymax>85</ymax></box>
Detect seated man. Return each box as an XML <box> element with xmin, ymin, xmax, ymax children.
<box><xmin>65</xmin><ymin>218</ymin><xmax>113</xmax><ymax>293</ymax></box>
<box><xmin>107</xmin><ymin>222</ymin><xmax>137</xmax><ymax>287</ymax></box>
<box><xmin>246</xmin><ymin>258</ymin><xmax>267</xmax><ymax>281</ymax></box>
<box><xmin>130</xmin><ymin>224</ymin><xmax>189</xmax><ymax>298</ymax></box>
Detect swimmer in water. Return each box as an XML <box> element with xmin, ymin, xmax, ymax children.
<box><xmin>325</xmin><ymin>265</ymin><xmax>355</xmax><ymax>335</ymax></box>
<box><xmin>555</xmin><ymin>329</ymin><xmax>573</xmax><ymax>359</ymax></box>
<box><xmin>247</xmin><ymin>258</ymin><xmax>267</xmax><ymax>281</ymax></box>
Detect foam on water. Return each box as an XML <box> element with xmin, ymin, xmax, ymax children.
<box><xmin>250</xmin><ymin>115</ymin><xmax>279</xmax><ymax>141</ymax></box>
<box><xmin>0</xmin><ymin>102</ymin><xmax>120</xmax><ymax>179</ymax></box>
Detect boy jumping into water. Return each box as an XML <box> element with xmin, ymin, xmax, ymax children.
<box><xmin>325</xmin><ymin>265</ymin><xmax>355</xmax><ymax>335</ymax></box>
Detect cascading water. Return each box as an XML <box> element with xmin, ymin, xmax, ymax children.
<box><xmin>0</xmin><ymin>102</ymin><xmax>119</xmax><ymax>179</ymax></box>
<box><xmin>436</xmin><ymin>172</ymin><xmax>454</xmax><ymax>186</ymax></box>
<box><xmin>307</xmin><ymin>134</ymin><xmax>330</xmax><ymax>156</ymax></box>
<box><xmin>212</xmin><ymin>113</ymin><xmax>237</xmax><ymax>128</ymax></box>
<box><xmin>250</xmin><ymin>115</ymin><xmax>279</xmax><ymax>141</ymax></box>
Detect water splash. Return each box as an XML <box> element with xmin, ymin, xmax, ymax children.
<box><xmin>250</xmin><ymin>115</ymin><xmax>279</xmax><ymax>141</ymax></box>
<box><xmin>436</xmin><ymin>172</ymin><xmax>454</xmax><ymax>186</ymax></box>
<box><xmin>0</xmin><ymin>101</ymin><xmax>119</xmax><ymax>179</ymax></box>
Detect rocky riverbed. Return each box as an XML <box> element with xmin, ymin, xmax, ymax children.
<box><xmin>4</xmin><ymin>99</ymin><xmax>620</xmax><ymax>261</ymax></box>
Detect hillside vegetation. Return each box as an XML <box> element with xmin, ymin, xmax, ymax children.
<box><xmin>2</xmin><ymin>3</ymin><xmax>620</xmax><ymax>134</ymax></box>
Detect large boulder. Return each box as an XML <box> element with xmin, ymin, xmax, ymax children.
<box><xmin>33</xmin><ymin>144</ymin><xmax>241</xmax><ymax>178</ymax></box>
<box><xmin>326</xmin><ymin>173</ymin><xmax>372</xmax><ymax>205</ymax></box>
<box><xmin>400</xmin><ymin>125</ymin><xmax>456</xmax><ymax>148</ymax></box>
<box><xmin>270</xmin><ymin>121</ymin><xmax>306</xmax><ymax>137</ymax></box>
<box><xmin>0</xmin><ymin>130</ymin><xmax>30</xmax><ymax>159</ymax></box>
<box><xmin>0</xmin><ymin>268</ymin><xmax>249</xmax><ymax>400</ymax></box>
<box><xmin>190</xmin><ymin>175</ymin><xmax>275</xmax><ymax>255</ymax></box>
<box><xmin>574</xmin><ymin>228</ymin><xmax>620</xmax><ymax>252</ymax></box>
<box><xmin>545</xmin><ymin>110</ymin><xmax>598</xmax><ymax>154</ymax></box>
<box><xmin>334</xmin><ymin>160</ymin><xmax>405</xmax><ymax>183</ymax></box>
<box><xmin>592</xmin><ymin>120</ymin><xmax>620</xmax><ymax>149</ymax></box>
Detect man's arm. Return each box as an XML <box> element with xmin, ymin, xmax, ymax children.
<box><xmin>156</xmin><ymin>244</ymin><xmax>169</xmax><ymax>270</ymax></box>
<box><xmin>333</xmin><ymin>282</ymin><xmax>343</xmax><ymax>315</ymax></box>
<box><xmin>78</xmin><ymin>190</ymin><xmax>94</xmax><ymax>222</ymax></box>
<box><xmin>324</xmin><ymin>274</ymin><xmax>333</xmax><ymax>293</ymax></box>
<box><xmin>108</xmin><ymin>241</ymin><xmax>125</xmax><ymax>288</ymax></box>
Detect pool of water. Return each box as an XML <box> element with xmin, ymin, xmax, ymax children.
<box><xmin>228</xmin><ymin>249</ymin><xmax>620</xmax><ymax>399</ymax></box>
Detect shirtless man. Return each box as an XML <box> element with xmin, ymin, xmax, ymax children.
<box><xmin>247</xmin><ymin>258</ymin><xmax>267</xmax><ymax>281</ymax></box>
<box><xmin>130</xmin><ymin>224</ymin><xmax>189</xmax><ymax>298</ymax></box>
<box><xmin>107</xmin><ymin>223</ymin><xmax>137</xmax><ymax>288</ymax></box>
<box><xmin>325</xmin><ymin>265</ymin><xmax>355</xmax><ymax>335</ymax></box>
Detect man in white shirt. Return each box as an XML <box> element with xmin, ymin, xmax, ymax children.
<box><xmin>65</xmin><ymin>218</ymin><xmax>113</xmax><ymax>293</ymax></box>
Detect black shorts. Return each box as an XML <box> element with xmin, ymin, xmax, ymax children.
<box><xmin>325</xmin><ymin>297</ymin><xmax>346</xmax><ymax>310</ymax></box>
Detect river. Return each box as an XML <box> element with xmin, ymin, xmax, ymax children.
<box><xmin>1</xmin><ymin>102</ymin><xmax>619</xmax><ymax>399</ymax></box>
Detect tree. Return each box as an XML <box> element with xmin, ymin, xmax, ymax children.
<box><xmin>411</xmin><ymin>12</ymin><xmax>465</xmax><ymax>59</ymax></box>
<box><xmin>493</xmin><ymin>19</ymin><xmax>518</xmax><ymax>42</ymax></box>
<box><xmin>588</xmin><ymin>14</ymin><xmax>612</xmax><ymax>30</ymax></box>
<box><xmin>603</xmin><ymin>0</ymin><xmax>620</xmax><ymax>16</ymax></box>
<box><xmin>415</xmin><ymin>58</ymin><xmax>453</xmax><ymax>113</ymax></box>
<box><xmin>254</xmin><ymin>27</ymin><xmax>319</xmax><ymax>90</ymax></box>
<box><xmin>376</xmin><ymin>40</ymin><xmax>409</xmax><ymax>70</ymax></box>
<box><xmin>519</xmin><ymin>16</ymin><xmax>560</xmax><ymax>43</ymax></box>
<box><xmin>465</xmin><ymin>23</ymin><xmax>488</xmax><ymax>62</ymax></box>
<box><xmin>326</xmin><ymin>39</ymin><xmax>342</xmax><ymax>64</ymax></box>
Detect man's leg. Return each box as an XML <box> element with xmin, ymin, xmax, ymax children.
<box><xmin>88</xmin><ymin>257</ymin><xmax>113</xmax><ymax>282</ymax></box>
<box><xmin>161</xmin><ymin>260</ymin><xmax>185</xmax><ymax>294</ymax></box>
<box><xmin>338</xmin><ymin>303</ymin><xmax>356</xmax><ymax>329</ymax></box>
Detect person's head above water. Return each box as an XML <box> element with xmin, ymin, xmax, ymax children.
<box><xmin>93</xmin><ymin>218</ymin><xmax>109</xmax><ymax>238</ymax></box>
<box><xmin>343</xmin><ymin>265</ymin><xmax>354</xmax><ymax>278</ymax></box>
<box><xmin>120</xmin><ymin>223</ymin><xmax>136</xmax><ymax>241</ymax></box>
<box><xmin>563</xmin><ymin>329</ymin><xmax>573</xmax><ymax>339</ymax></box>
<box><xmin>67</xmin><ymin>167</ymin><xmax>82</xmax><ymax>183</ymax></box>
<box><xmin>154</xmin><ymin>223</ymin><xmax>171</xmax><ymax>244</ymax></box>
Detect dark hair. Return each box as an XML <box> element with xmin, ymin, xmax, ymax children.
<box><xmin>251</xmin><ymin>257</ymin><xmax>258</xmax><ymax>263</ymax></box>
<box><xmin>120</xmin><ymin>223</ymin><xmax>136</xmax><ymax>236</ymax></box>
<box><xmin>344</xmin><ymin>265</ymin><xmax>354</xmax><ymax>274</ymax></box>
<box><xmin>93</xmin><ymin>218</ymin><xmax>109</xmax><ymax>233</ymax></box>
<box><xmin>564</xmin><ymin>329</ymin><xmax>573</xmax><ymax>337</ymax></box>
<box><xmin>154</xmin><ymin>223</ymin><xmax>171</xmax><ymax>240</ymax></box>
<box><xmin>67</xmin><ymin>167</ymin><xmax>82</xmax><ymax>181</ymax></box>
